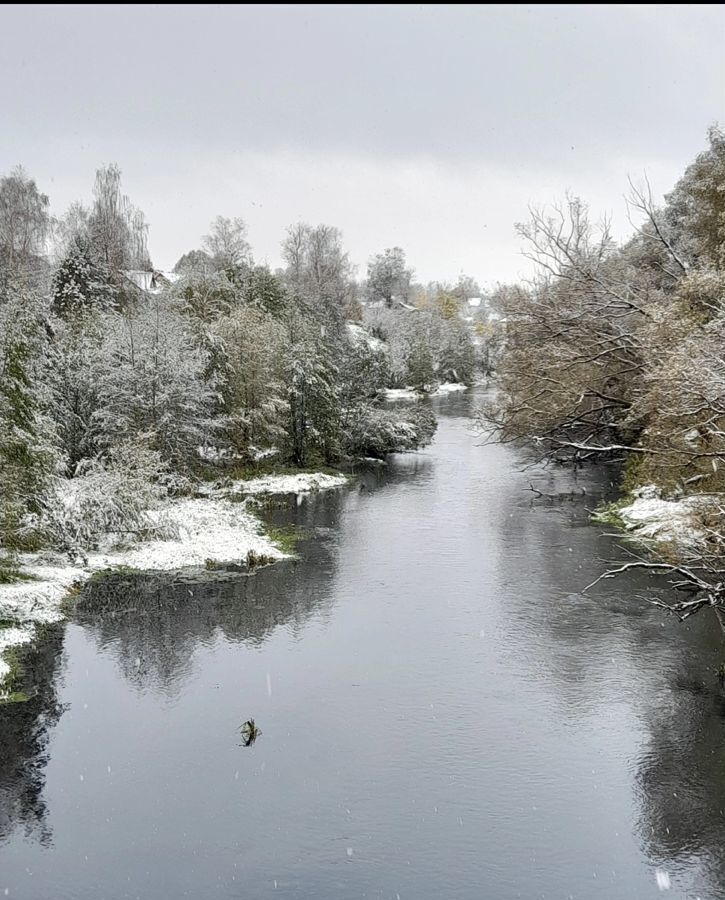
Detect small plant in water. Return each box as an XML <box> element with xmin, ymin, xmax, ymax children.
<box><xmin>239</xmin><ymin>717</ymin><xmax>261</xmax><ymax>747</ymax></box>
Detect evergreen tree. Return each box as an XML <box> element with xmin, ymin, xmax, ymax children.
<box><xmin>0</xmin><ymin>292</ymin><xmax>58</xmax><ymax>576</ymax></box>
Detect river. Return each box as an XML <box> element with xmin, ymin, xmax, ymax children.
<box><xmin>2</xmin><ymin>390</ymin><xmax>725</xmax><ymax>899</ymax></box>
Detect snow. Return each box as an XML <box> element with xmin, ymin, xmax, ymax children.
<box><xmin>616</xmin><ymin>485</ymin><xmax>717</xmax><ymax>551</ymax></box>
<box><xmin>347</xmin><ymin>322</ymin><xmax>386</xmax><ymax>352</ymax></box>
<box><xmin>227</xmin><ymin>472</ymin><xmax>348</xmax><ymax>495</ymax></box>
<box><xmin>0</xmin><ymin>625</ymin><xmax>35</xmax><ymax>683</ymax></box>
<box><xmin>432</xmin><ymin>382</ymin><xmax>468</xmax><ymax>395</ymax></box>
<box><xmin>92</xmin><ymin>498</ymin><xmax>282</xmax><ymax>571</ymax></box>
<box><xmin>251</xmin><ymin>446</ymin><xmax>279</xmax><ymax>462</ymax></box>
<box><xmin>384</xmin><ymin>383</ymin><xmax>467</xmax><ymax>400</ymax></box>
<box><xmin>383</xmin><ymin>387</ymin><xmax>421</xmax><ymax>401</ymax></box>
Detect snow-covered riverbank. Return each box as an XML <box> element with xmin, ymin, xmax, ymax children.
<box><xmin>597</xmin><ymin>484</ymin><xmax>719</xmax><ymax>554</ymax></box>
<box><xmin>204</xmin><ymin>472</ymin><xmax>349</xmax><ymax>497</ymax></box>
<box><xmin>383</xmin><ymin>382</ymin><xmax>469</xmax><ymax>401</ymax></box>
<box><xmin>0</xmin><ymin>472</ymin><xmax>349</xmax><ymax>691</ymax></box>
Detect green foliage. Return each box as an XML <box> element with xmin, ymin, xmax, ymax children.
<box><xmin>266</xmin><ymin>524</ymin><xmax>307</xmax><ymax>556</ymax></box>
<box><xmin>0</xmin><ymin>291</ymin><xmax>59</xmax><ymax>562</ymax></box>
<box><xmin>591</xmin><ymin>500</ymin><xmax>628</xmax><ymax>530</ymax></box>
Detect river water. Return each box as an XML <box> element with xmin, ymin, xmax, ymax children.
<box><xmin>2</xmin><ymin>390</ymin><xmax>725</xmax><ymax>900</ymax></box>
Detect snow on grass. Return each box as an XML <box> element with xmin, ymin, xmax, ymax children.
<box><xmin>383</xmin><ymin>387</ymin><xmax>421</xmax><ymax>401</ymax></box>
<box><xmin>432</xmin><ymin>382</ymin><xmax>468</xmax><ymax>395</ymax></box>
<box><xmin>92</xmin><ymin>498</ymin><xmax>283</xmax><ymax>571</ymax></box>
<box><xmin>383</xmin><ymin>383</ymin><xmax>468</xmax><ymax>400</ymax></box>
<box><xmin>228</xmin><ymin>472</ymin><xmax>348</xmax><ymax>495</ymax></box>
<box><xmin>616</xmin><ymin>485</ymin><xmax>715</xmax><ymax>552</ymax></box>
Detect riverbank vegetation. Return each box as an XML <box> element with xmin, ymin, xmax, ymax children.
<box><xmin>482</xmin><ymin>127</ymin><xmax>725</xmax><ymax>618</ymax></box>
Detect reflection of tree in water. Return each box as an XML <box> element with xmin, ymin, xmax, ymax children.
<box><xmin>72</xmin><ymin>489</ymin><xmax>348</xmax><ymax>696</ymax></box>
<box><xmin>0</xmin><ymin>625</ymin><xmax>65</xmax><ymax>847</ymax></box>
<box><xmin>491</xmin><ymin>461</ymin><xmax>637</xmax><ymax>698</ymax></box>
<box><xmin>495</xmin><ymin>461</ymin><xmax>725</xmax><ymax>895</ymax></box>
<box><xmin>633</xmin><ymin>612</ymin><xmax>725</xmax><ymax>896</ymax></box>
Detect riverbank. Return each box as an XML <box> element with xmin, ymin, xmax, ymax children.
<box><xmin>0</xmin><ymin>471</ymin><xmax>349</xmax><ymax>697</ymax></box>
<box><xmin>593</xmin><ymin>484</ymin><xmax>720</xmax><ymax>556</ymax></box>
<box><xmin>383</xmin><ymin>382</ymin><xmax>469</xmax><ymax>401</ymax></box>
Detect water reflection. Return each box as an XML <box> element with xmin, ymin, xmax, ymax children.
<box><xmin>73</xmin><ymin>489</ymin><xmax>349</xmax><ymax>696</ymax></box>
<box><xmin>634</xmin><ymin>612</ymin><xmax>725</xmax><ymax>895</ymax></box>
<box><xmin>0</xmin><ymin>625</ymin><xmax>65</xmax><ymax>846</ymax></box>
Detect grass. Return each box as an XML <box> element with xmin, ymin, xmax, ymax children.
<box><xmin>267</xmin><ymin>525</ymin><xmax>308</xmax><ymax>556</ymax></box>
<box><xmin>0</xmin><ymin>644</ymin><xmax>26</xmax><ymax>702</ymax></box>
<box><xmin>0</xmin><ymin>690</ymin><xmax>32</xmax><ymax>704</ymax></box>
<box><xmin>0</xmin><ymin>627</ymin><xmax>53</xmax><ymax>704</ymax></box>
<box><xmin>245</xmin><ymin>549</ymin><xmax>278</xmax><ymax>570</ymax></box>
<box><xmin>86</xmin><ymin>564</ymin><xmax>142</xmax><ymax>582</ymax></box>
<box><xmin>0</xmin><ymin>568</ymin><xmax>38</xmax><ymax>585</ymax></box>
<box><xmin>591</xmin><ymin>499</ymin><xmax>629</xmax><ymax>530</ymax></box>
<box><xmin>58</xmin><ymin>579</ymin><xmax>85</xmax><ymax>615</ymax></box>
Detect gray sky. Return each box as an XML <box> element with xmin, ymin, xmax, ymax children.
<box><xmin>2</xmin><ymin>4</ymin><xmax>723</xmax><ymax>285</ymax></box>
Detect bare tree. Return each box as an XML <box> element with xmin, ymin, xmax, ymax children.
<box><xmin>88</xmin><ymin>164</ymin><xmax>150</xmax><ymax>271</ymax></box>
<box><xmin>201</xmin><ymin>216</ymin><xmax>251</xmax><ymax>270</ymax></box>
<box><xmin>0</xmin><ymin>166</ymin><xmax>50</xmax><ymax>272</ymax></box>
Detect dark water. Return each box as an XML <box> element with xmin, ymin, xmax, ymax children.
<box><xmin>2</xmin><ymin>391</ymin><xmax>725</xmax><ymax>900</ymax></box>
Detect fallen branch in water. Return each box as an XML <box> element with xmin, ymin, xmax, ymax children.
<box><xmin>526</xmin><ymin>482</ymin><xmax>587</xmax><ymax>501</ymax></box>
<box><xmin>585</xmin><ymin>560</ymin><xmax>725</xmax><ymax>621</ymax></box>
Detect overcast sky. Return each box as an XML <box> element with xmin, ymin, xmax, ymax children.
<box><xmin>2</xmin><ymin>4</ymin><xmax>723</xmax><ymax>285</ymax></box>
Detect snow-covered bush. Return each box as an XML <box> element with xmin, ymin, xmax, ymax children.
<box><xmin>344</xmin><ymin>403</ymin><xmax>437</xmax><ymax>459</ymax></box>
<box><xmin>41</xmin><ymin>440</ymin><xmax>177</xmax><ymax>553</ymax></box>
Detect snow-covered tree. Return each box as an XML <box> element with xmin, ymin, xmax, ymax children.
<box><xmin>51</xmin><ymin>236</ymin><xmax>114</xmax><ymax>317</ymax></box>
<box><xmin>285</xmin><ymin>313</ymin><xmax>341</xmax><ymax>466</ymax></box>
<box><xmin>367</xmin><ymin>247</ymin><xmax>412</xmax><ymax>308</ymax></box>
<box><xmin>173</xmin><ymin>248</ymin><xmax>214</xmax><ymax>275</ymax></box>
<box><xmin>211</xmin><ymin>306</ymin><xmax>288</xmax><ymax>459</ymax></box>
<box><xmin>49</xmin><ymin>312</ymin><xmax>106</xmax><ymax>473</ymax></box>
<box><xmin>41</xmin><ymin>439</ymin><xmax>175</xmax><ymax>554</ymax></box>
<box><xmin>282</xmin><ymin>223</ymin><xmax>353</xmax><ymax>332</ymax></box>
<box><xmin>0</xmin><ymin>291</ymin><xmax>58</xmax><ymax>576</ymax></box>
<box><xmin>437</xmin><ymin>316</ymin><xmax>476</xmax><ymax>384</ymax></box>
<box><xmin>343</xmin><ymin>403</ymin><xmax>437</xmax><ymax>459</ymax></box>
<box><xmin>94</xmin><ymin>297</ymin><xmax>216</xmax><ymax>468</ymax></box>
